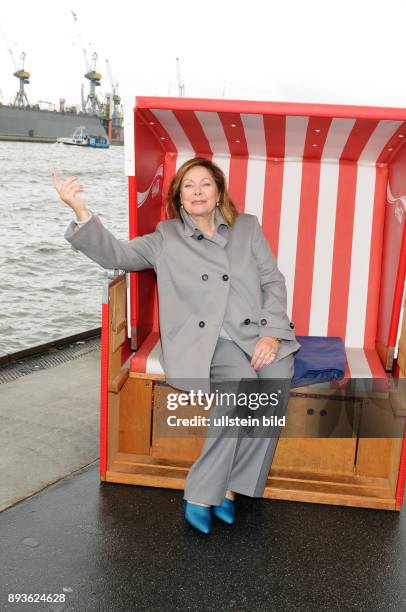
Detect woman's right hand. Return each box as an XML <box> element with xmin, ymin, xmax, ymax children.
<box><xmin>52</xmin><ymin>172</ymin><xmax>87</xmax><ymax>217</ymax></box>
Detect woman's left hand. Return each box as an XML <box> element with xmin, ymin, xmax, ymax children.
<box><xmin>251</xmin><ymin>336</ymin><xmax>280</xmax><ymax>370</ymax></box>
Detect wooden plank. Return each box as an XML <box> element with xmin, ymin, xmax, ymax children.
<box><xmin>108</xmin><ymin>277</ymin><xmax>127</xmax><ymax>385</ymax></box>
<box><xmin>355</xmin><ymin>395</ymin><xmax>404</xmax><ymax>479</ymax></box>
<box><xmin>129</xmin><ymin>371</ymin><xmax>166</xmax><ymax>381</ymax></box>
<box><xmin>273</xmin><ymin>439</ymin><xmax>357</xmax><ymax>475</ymax></box>
<box><xmin>151</xmin><ymin>383</ymin><xmax>205</xmax><ymax>463</ymax></box>
<box><xmin>398</xmin><ymin>301</ymin><xmax>406</xmax><ymax>376</ymax></box>
<box><xmin>108</xmin><ymin>368</ymin><xmax>129</xmax><ymax>393</ymax></box>
<box><xmin>107</xmin><ymin>392</ymin><xmax>120</xmax><ymax>471</ymax></box>
<box><xmin>398</xmin><ymin>351</ymin><xmax>406</xmax><ymax>376</ymax></box>
<box><xmin>110</xmin><ymin>277</ymin><xmax>127</xmax><ymax>334</ymax></box>
<box><xmin>355</xmin><ymin>438</ymin><xmax>401</xmax><ymax>480</ymax></box>
<box><xmin>262</xmin><ymin>486</ymin><xmax>397</xmax><ymax>511</ymax></box>
<box><xmin>118</xmin><ymin>377</ymin><xmax>152</xmax><ymax>455</ymax></box>
<box><xmin>388</xmin><ymin>438</ymin><xmax>404</xmax><ymax>492</ymax></box>
<box><xmin>272</xmin><ymin>393</ymin><xmax>358</xmax><ymax>475</ymax></box>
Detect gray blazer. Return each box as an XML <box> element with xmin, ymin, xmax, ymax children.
<box><xmin>65</xmin><ymin>207</ymin><xmax>301</xmax><ymax>392</ymax></box>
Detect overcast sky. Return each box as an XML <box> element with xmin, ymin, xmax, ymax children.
<box><xmin>1</xmin><ymin>0</ymin><xmax>406</xmax><ymax>109</ymax></box>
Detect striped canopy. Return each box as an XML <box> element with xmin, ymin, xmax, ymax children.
<box><xmin>130</xmin><ymin>97</ymin><xmax>406</xmax><ymax>378</ymax></box>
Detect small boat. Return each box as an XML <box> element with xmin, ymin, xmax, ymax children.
<box><xmin>57</xmin><ymin>126</ymin><xmax>89</xmax><ymax>146</ymax></box>
<box><xmin>56</xmin><ymin>126</ymin><xmax>110</xmax><ymax>148</ymax></box>
<box><xmin>88</xmin><ymin>135</ymin><xmax>109</xmax><ymax>148</ymax></box>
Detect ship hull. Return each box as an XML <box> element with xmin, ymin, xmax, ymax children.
<box><xmin>0</xmin><ymin>105</ymin><xmax>108</xmax><ymax>142</ymax></box>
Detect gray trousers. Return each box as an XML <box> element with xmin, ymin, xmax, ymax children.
<box><xmin>183</xmin><ymin>337</ymin><xmax>294</xmax><ymax>505</ymax></box>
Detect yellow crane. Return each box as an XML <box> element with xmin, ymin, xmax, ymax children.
<box><xmin>70</xmin><ymin>9</ymin><xmax>102</xmax><ymax>114</ymax></box>
<box><xmin>1</xmin><ymin>31</ymin><xmax>30</xmax><ymax>107</ymax></box>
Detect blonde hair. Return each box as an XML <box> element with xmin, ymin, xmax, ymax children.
<box><xmin>166</xmin><ymin>157</ymin><xmax>239</xmax><ymax>225</ymax></box>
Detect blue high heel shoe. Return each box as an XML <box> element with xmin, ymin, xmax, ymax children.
<box><xmin>184</xmin><ymin>501</ymin><xmax>212</xmax><ymax>534</ymax></box>
<box><xmin>212</xmin><ymin>498</ymin><xmax>235</xmax><ymax>524</ymax></box>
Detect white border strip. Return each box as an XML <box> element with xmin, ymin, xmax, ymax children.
<box><xmin>242</xmin><ymin>113</ymin><xmax>267</xmax><ymax>219</ymax></box>
<box><xmin>345</xmin><ymin>165</ymin><xmax>376</xmax><ymax>346</ymax></box>
<box><xmin>277</xmin><ymin>115</ymin><xmax>309</xmax><ymax>317</ymax></box>
<box><xmin>123</xmin><ymin>94</ymin><xmax>135</xmax><ymax>178</ymax></box>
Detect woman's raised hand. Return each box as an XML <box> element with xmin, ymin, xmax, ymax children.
<box><xmin>52</xmin><ymin>172</ymin><xmax>87</xmax><ymax>216</ymax></box>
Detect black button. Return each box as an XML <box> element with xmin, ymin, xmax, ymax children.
<box><xmin>244</xmin><ymin>318</ymin><xmax>251</xmax><ymax>325</ymax></box>
<box><xmin>222</xmin><ymin>274</ymin><xmax>229</xmax><ymax>281</ymax></box>
<box><xmin>290</xmin><ymin>321</ymin><xmax>295</xmax><ymax>329</ymax></box>
<box><xmin>260</xmin><ymin>318</ymin><xmax>267</xmax><ymax>326</ymax></box>
<box><xmin>201</xmin><ymin>274</ymin><xmax>208</xmax><ymax>281</ymax></box>
<box><xmin>199</xmin><ymin>321</ymin><xmax>205</xmax><ymax>328</ymax></box>
<box><xmin>197</xmin><ymin>234</ymin><xmax>204</xmax><ymax>241</ymax></box>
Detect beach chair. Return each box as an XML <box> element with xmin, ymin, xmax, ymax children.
<box><xmin>101</xmin><ymin>96</ymin><xmax>406</xmax><ymax>511</ymax></box>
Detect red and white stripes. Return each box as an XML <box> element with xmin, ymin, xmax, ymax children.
<box><xmin>137</xmin><ymin>106</ymin><xmax>405</xmax><ymax>351</ymax></box>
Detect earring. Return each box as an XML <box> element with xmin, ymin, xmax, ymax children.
<box><xmin>216</xmin><ymin>201</ymin><xmax>220</xmax><ymax>207</ymax></box>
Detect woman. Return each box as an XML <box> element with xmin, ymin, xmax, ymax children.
<box><xmin>52</xmin><ymin>157</ymin><xmax>300</xmax><ymax>535</ymax></box>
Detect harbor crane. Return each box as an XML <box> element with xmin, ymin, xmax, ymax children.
<box><xmin>12</xmin><ymin>51</ymin><xmax>30</xmax><ymax>107</ymax></box>
<box><xmin>105</xmin><ymin>59</ymin><xmax>122</xmax><ymax>126</ymax></box>
<box><xmin>1</xmin><ymin>32</ymin><xmax>30</xmax><ymax>107</ymax></box>
<box><xmin>70</xmin><ymin>9</ymin><xmax>102</xmax><ymax>114</ymax></box>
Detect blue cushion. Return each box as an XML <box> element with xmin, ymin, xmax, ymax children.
<box><xmin>291</xmin><ymin>336</ymin><xmax>346</xmax><ymax>389</ymax></box>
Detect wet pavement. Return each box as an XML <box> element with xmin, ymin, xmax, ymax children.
<box><xmin>1</xmin><ymin>461</ymin><xmax>405</xmax><ymax>612</ymax></box>
<box><xmin>1</xmin><ymin>338</ymin><xmax>405</xmax><ymax>611</ymax></box>
<box><xmin>0</xmin><ymin>341</ymin><xmax>100</xmax><ymax>512</ymax></box>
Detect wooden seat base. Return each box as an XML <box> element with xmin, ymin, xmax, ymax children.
<box><xmin>103</xmin><ymin>373</ymin><xmax>404</xmax><ymax>512</ymax></box>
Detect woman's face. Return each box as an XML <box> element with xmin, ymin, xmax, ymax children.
<box><xmin>180</xmin><ymin>166</ymin><xmax>219</xmax><ymax>217</ymax></box>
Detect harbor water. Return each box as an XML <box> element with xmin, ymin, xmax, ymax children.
<box><xmin>1</xmin><ymin>141</ymin><xmax>128</xmax><ymax>357</ymax></box>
